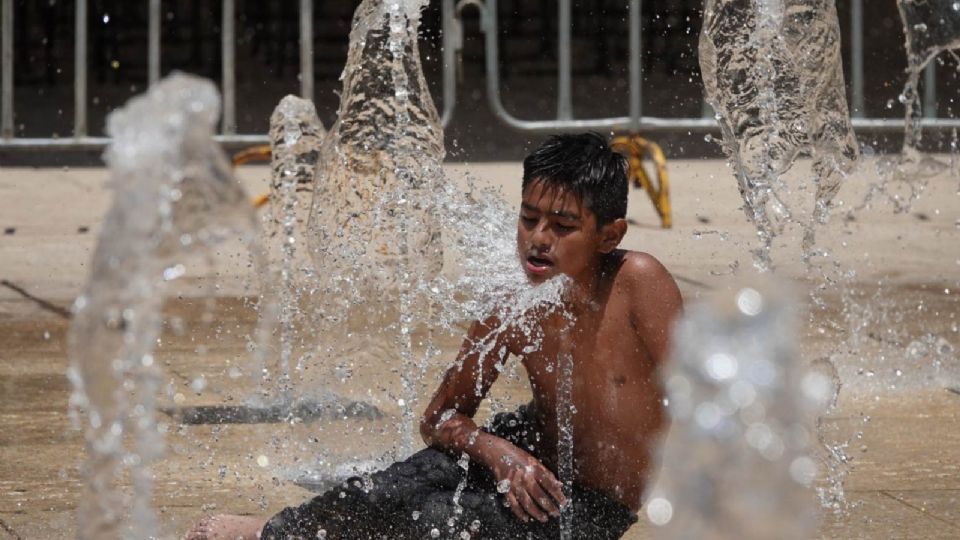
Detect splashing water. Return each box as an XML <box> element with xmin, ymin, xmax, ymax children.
<box><xmin>66</xmin><ymin>73</ymin><xmax>270</xmax><ymax>540</ymax></box>
<box><xmin>259</xmin><ymin>0</ymin><xmax>575</xmax><ymax>491</ymax></box>
<box><xmin>842</xmin><ymin>2</ymin><xmax>960</xmax><ymax>215</ymax></box>
<box><xmin>699</xmin><ymin>0</ymin><xmax>859</xmax><ymax>269</ymax></box>
<box><xmin>899</xmin><ymin>0</ymin><xmax>960</xmax><ymax>151</ymax></box>
<box><xmin>555</xmin><ymin>351</ymin><xmax>575</xmax><ymax>539</ymax></box>
<box><xmin>650</xmin><ymin>284</ymin><xmax>833</xmax><ymax>539</ymax></box>
<box><xmin>698</xmin><ymin>3</ymin><xmax>960</xmax><ymax>518</ymax></box>
<box><xmin>861</xmin><ymin>0</ymin><xmax>960</xmax><ymax>210</ymax></box>
<box><xmin>306</xmin><ymin>0</ymin><xmax>443</xmax><ymax>293</ymax></box>
<box><xmin>264</xmin><ymin>95</ymin><xmax>325</xmax><ymax>405</ymax></box>
<box><xmin>298</xmin><ymin>0</ymin><xmax>444</xmax><ymax>458</ymax></box>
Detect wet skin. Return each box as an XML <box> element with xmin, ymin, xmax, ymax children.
<box><xmin>421</xmin><ymin>180</ymin><xmax>683</xmax><ymax>522</ymax></box>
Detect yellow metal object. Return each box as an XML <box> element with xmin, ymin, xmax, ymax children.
<box><xmin>232</xmin><ymin>144</ymin><xmax>272</xmax><ymax>166</ymax></box>
<box><xmin>611</xmin><ymin>134</ymin><xmax>671</xmax><ymax>228</ymax></box>
<box><xmin>231</xmin><ymin>145</ymin><xmax>273</xmax><ymax>208</ymax></box>
<box><xmin>251</xmin><ymin>192</ymin><xmax>270</xmax><ymax>208</ymax></box>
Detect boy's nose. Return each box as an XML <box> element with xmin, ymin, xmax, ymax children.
<box><xmin>530</xmin><ymin>223</ymin><xmax>552</xmax><ymax>251</ymax></box>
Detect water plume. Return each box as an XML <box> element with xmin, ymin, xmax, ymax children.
<box><xmin>898</xmin><ymin>0</ymin><xmax>960</xmax><ymax>152</ymax></box>
<box><xmin>854</xmin><ymin>0</ymin><xmax>960</xmax><ymax>214</ymax></box>
<box><xmin>699</xmin><ymin>0</ymin><xmax>859</xmax><ymax>269</ymax></box>
<box><xmin>264</xmin><ymin>95</ymin><xmax>325</xmax><ymax>403</ymax></box>
<box><xmin>253</xmin><ymin>2</ymin><xmax>567</xmax><ymax>493</ymax></box>
<box><xmin>306</xmin><ymin>0</ymin><xmax>443</xmax><ymax>294</ymax></box>
<box><xmin>67</xmin><ymin>73</ymin><xmax>265</xmax><ymax>540</ymax></box>
<box><xmin>650</xmin><ymin>283</ymin><xmax>832</xmax><ymax>539</ymax></box>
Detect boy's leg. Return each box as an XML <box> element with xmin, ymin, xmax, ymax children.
<box><xmin>260</xmin><ymin>406</ymin><xmax>635</xmax><ymax>539</ymax></box>
<box><xmin>258</xmin><ymin>408</ymin><xmax>543</xmax><ymax>539</ymax></box>
<box><xmin>449</xmin><ymin>462</ymin><xmax>637</xmax><ymax>539</ymax></box>
<box><xmin>566</xmin><ymin>487</ymin><xmax>639</xmax><ymax>539</ymax></box>
<box><xmin>260</xmin><ymin>447</ymin><xmax>467</xmax><ymax>539</ymax></box>
<box><xmin>470</xmin><ymin>406</ymin><xmax>637</xmax><ymax>539</ymax></box>
<box><xmin>486</xmin><ymin>403</ymin><xmax>542</xmax><ymax>454</ymax></box>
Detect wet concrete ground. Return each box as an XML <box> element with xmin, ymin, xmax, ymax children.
<box><xmin>1</xmin><ymin>160</ymin><xmax>958</xmax><ymax>538</ymax></box>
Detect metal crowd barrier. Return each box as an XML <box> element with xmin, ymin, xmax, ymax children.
<box><xmin>0</xmin><ymin>0</ymin><xmax>957</xmax><ymax>151</ymax></box>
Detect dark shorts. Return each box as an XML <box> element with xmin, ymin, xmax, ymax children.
<box><xmin>261</xmin><ymin>406</ymin><xmax>637</xmax><ymax>539</ymax></box>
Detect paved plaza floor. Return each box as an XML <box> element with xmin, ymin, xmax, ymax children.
<box><xmin>0</xmin><ymin>159</ymin><xmax>958</xmax><ymax>538</ymax></box>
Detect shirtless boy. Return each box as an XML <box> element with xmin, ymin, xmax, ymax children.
<box><xmin>187</xmin><ymin>133</ymin><xmax>683</xmax><ymax>539</ymax></box>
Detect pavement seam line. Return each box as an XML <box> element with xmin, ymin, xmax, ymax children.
<box><xmin>0</xmin><ymin>516</ymin><xmax>23</xmax><ymax>540</ymax></box>
<box><xmin>879</xmin><ymin>490</ymin><xmax>960</xmax><ymax>531</ymax></box>
<box><xmin>0</xmin><ymin>280</ymin><xmax>72</xmax><ymax>319</ymax></box>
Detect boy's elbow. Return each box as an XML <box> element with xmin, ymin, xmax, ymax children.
<box><xmin>419</xmin><ymin>410</ymin><xmax>437</xmax><ymax>446</ymax></box>
<box><xmin>419</xmin><ymin>418</ymin><xmax>431</xmax><ymax>446</ymax></box>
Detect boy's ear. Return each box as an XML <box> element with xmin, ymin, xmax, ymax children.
<box><xmin>597</xmin><ymin>218</ymin><xmax>627</xmax><ymax>254</ymax></box>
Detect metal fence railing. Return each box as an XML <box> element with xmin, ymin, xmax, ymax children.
<box><xmin>442</xmin><ymin>0</ymin><xmax>953</xmax><ymax>134</ymax></box>
<box><xmin>1</xmin><ymin>0</ymin><xmax>958</xmax><ymax>151</ymax></box>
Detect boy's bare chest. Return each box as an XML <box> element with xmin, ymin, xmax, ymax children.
<box><xmin>510</xmin><ymin>303</ymin><xmax>646</xmax><ymax>401</ymax></box>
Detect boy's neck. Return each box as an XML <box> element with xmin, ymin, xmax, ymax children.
<box><xmin>565</xmin><ymin>252</ymin><xmax>617</xmax><ymax>309</ymax></box>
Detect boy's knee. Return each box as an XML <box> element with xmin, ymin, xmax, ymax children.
<box><xmin>260</xmin><ymin>506</ymin><xmax>308</xmax><ymax>540</ymax></box>
<box><xmin>385</xmin><ymin>448</ymin><xmax>463</xmax><ymax>487</ymax></box>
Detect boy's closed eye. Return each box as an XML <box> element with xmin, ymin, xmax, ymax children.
<box><xmin>519</xmin><ymin>213</ymin><xmax>578</xmax><ymax>232</ymax></box>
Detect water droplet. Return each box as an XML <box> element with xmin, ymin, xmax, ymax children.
<box><xmin>496</xmin><ymin>479</ymin><xmax>511</xmax><ymax>493</ymax></box>
<box><xmin>190</xmin><ymin>376</ymin><xmax>206</xmax><ymax>393</ymax></box>
<box><xmin>694</xmin><ymin>402</ymin><xmax>723</xmax><ymax>430</ymax></box>
<box><xmin>162</xmin><ymin>264</ymin><xmax>186</xmax><ymax>281</ymax></box>
<box><xmin>102</xmin><ymin>14</ymin><xmax>110</xmax><ymax>24</ymax></box>
<box><xmin>789</xmin><ymin>456</ymin><xmax>817</xmax><ymax>486</ymax></box>
<box><xmin>646</xmin><ymin>497</ymin><xmax>673</xmax><ymax>525</ymax></box>
<box><xmin>736</xmin><ymin>288</ymin><xmax>764</xmax><ymax>316</ymax></box>
<box><xmin>704</xmin><ymin>353</ymin><xmax>738</xmax><ymax>380</ymax></box>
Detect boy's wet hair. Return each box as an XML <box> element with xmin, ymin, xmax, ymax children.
<box><xmin>522</xmin><ymin>132</ymin><xmax>628</xmax><ymax>227</ymax></box>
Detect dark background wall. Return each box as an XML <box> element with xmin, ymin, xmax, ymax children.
<box><xmin>2</xmin><ymin>0</ymin><xmax>959</xmax><ymax>164</ymax></box>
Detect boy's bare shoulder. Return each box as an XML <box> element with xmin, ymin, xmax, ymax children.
<box><xmin>611</xmin><ymin>251</ymin><xmax>683</xmax><ymax>364</ymax></box>
<box><xmin>611</xmin><ymin>250</ymin><xmax>683</xmax><ymax>318</ymax></box>
<box><xmin>613</xmin><ymin>250</ymin><xmax>679</xmax><ymax>296</ymax></box>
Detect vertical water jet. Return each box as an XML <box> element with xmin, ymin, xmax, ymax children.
<box><xmin>699</xmin><ymin>0</ymin><xmax>858</xmax><ymax>269</ymax></box>
<box><xmin>265</xmin><ymin>95</ymin><xmax>326</xmax><ymax>405</ymax></box>
<box><xmin>67</xmin><ymin>73</ymin><xmax>265</xmax><ymax>540</ymax></box>
<box><xmin>303</xmin><ymin>0</ymin><xmax>443</xmax><ymax>457</ymax></box>
<box><xmin>650</xmin><ymin>283</ymin><xmax>832</xmax><ymax>539</ymax></box>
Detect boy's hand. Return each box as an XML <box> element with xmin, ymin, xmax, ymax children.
<box><xmin>487</xmin><ymin>441</ymin><xmax>567</xmax><ymax>523</ymax></box>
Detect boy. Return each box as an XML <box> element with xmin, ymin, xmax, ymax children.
<box><xmin>187</xmin><ymin>133</ymin><xmax>682</xmax><ymax>539</ymax></box>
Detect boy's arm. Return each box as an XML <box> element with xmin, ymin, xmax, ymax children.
<box><xmin>420</xmin><ymin>316</ymin><xmax>506</xmax><ymax>455</ymax></box>
<box><xmin>420</xmin><ymin>316</ymin><xmax>566</xmax><ymax>522</ymax></box>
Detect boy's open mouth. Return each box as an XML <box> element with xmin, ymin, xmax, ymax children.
<box><xmin>525</xmin><ymin>254</ymin><xmax>555</xmax><ymax>275</ymax></box>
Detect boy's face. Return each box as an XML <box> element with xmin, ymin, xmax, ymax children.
<box><xmin>517</xmin><ymin>179</ymin><xmax>624</xmax><ymax>285</ymax></box>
